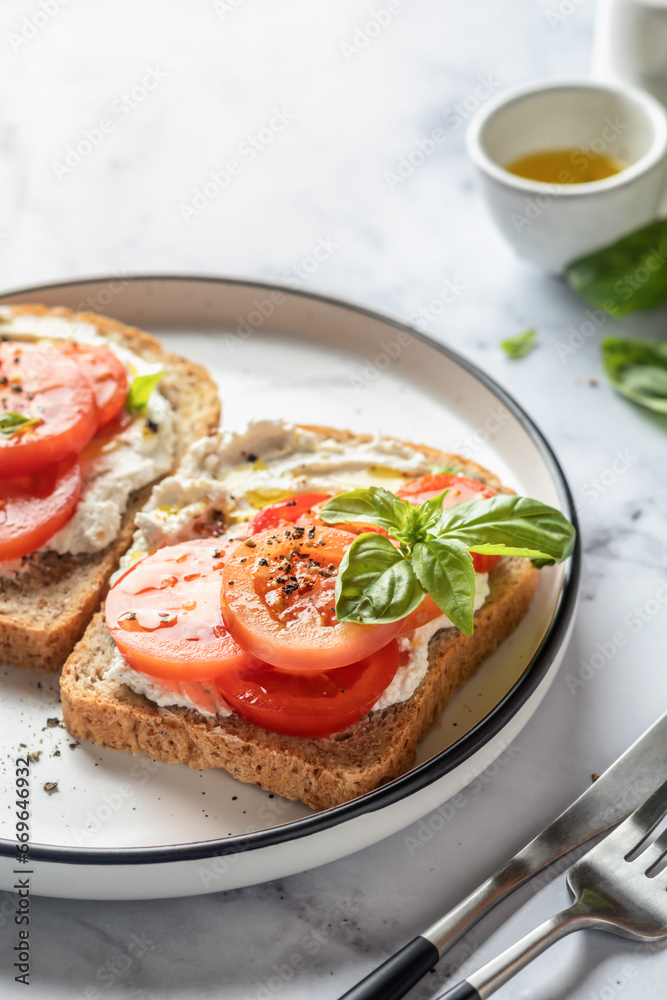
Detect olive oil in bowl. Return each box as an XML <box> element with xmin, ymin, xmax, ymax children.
<box><xmin>506</xmin><ymin>148</ymin><xmax>627</xmax><ymax>184</ymax></box>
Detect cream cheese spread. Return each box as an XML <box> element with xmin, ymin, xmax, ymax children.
<box><xmin>0</xmin><ymin>308</ymin><xmax>177</xmax><ymax>564</ymax></box>
<box><xmin>123</xmin><ymin>419</ymin><xmax>439</xmax><ymax>562</ymax></box>
<box><xmin>373</xmin><ymin>573</ymin><xmax>491</xmax><ymax>712</ymax></box>
<box><xmin>107</xmin><ymin>420</ymin><xmax>493</xmax><ymax>718</ymax></box>
<box><xmin>106</xmin><ymin>648</ymin><xmax>232</xmax><ymax>718</ymax></box>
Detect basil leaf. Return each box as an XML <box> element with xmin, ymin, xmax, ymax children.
<box><xmin>438</xmin><ymin>494</ymin><xmax>576</xmax><ymax>564</ymax></box>
<box><xmin>601</xmin><ymin>336</ymin><xmax>667</xmax><ymax>414</ymax></box>
<box><xmin>126</xmin><ymin>366</ymin><xmax>164</xmax><ymax>415</ymax></box>
<box><xmin>412</xmin><ymin>537</ymin><xmax>476</xmax><ymax>635</ymax></box>
<box><xmin>501</xmin><ymin>328</ymin><xmax>536</xmax><ymax>359</ymax></box>
<box><xmin>335</xmin><ymin>533</ymin><xmax>425</xmax><ymax>624</ymax></box>
<box><xmin>418</xmin><ymin>490</ymin><xmax>450</xmax><ymax>532</ymax></box>
<box><xmin>565</xmin><ymin>220</ymin><xmax>667</xmax><ymax>316</ymax></box>
<box><xmin>0</xmin><ymin>412</ymin><xmax>40</xmax><ymax>437</ymax></box>
<box><xmin>321</xmin><ymin>487</ymin><xmax>408</xmax><ymax>534</ymax></box>
<box><xmin>433</xmin><ymin>464</ymin><xmax>463</xmax><ymax>475</ymax></box>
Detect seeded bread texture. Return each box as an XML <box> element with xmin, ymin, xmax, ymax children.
<box><xmin>0</xmin><ymin>304</ymin><xmax>221</xmax><ymax>673</ymax></box>
<box><xmin>60</xmin><ymin>427</ymin><xmax>539</xmax><ymax>808</ymax></box>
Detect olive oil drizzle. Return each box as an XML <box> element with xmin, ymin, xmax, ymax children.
<box><xmin>506</xmin><ymin>148</ymin><xmax>626</xmax><ymax>184</ymax></box>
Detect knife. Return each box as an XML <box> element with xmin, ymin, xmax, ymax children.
<box><xmin>338</xmin><ymin>711</ymin><xmax>667</xmax><ymax>1000</ymax></box>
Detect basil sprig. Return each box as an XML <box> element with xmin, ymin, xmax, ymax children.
<box><xmin>126</xmin><ymin>366</ymin><xmax>164</xmax><ymax>415</ymax></box>
<box><xmin>0</xmin><ymin>412</ymin><xmax>40</xmax><ymax>437</ymax></box>
<box><xmin>321</xmin><ymin>486</ymin><xmax>575</xmax><ymax>635</ymax></box>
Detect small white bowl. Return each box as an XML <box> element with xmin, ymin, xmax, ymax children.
<box><xmin>466</xmin><ymin>79</ymin><xmax>667</xmax><ymax>274</ymax></box>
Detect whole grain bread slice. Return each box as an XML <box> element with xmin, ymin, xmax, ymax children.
<box><xmin>60</xmin><ymin>428</ymin><xmax>539</xmax><ymax>808</ymax></box>
<box><xmin>61</xmin><ymin>557</ymin><xmax>537</xmax><ymax>809</ymax></box>
<box><xmin>0</xmin><ymin>304</ymin><xmax>220</xmax><ymax>673</ymax></box>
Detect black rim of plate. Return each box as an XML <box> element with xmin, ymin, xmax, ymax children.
<box><xmin>0</xmin><ymin>275</ymin><xmax>581</xmax><ymax>867</ymax></box>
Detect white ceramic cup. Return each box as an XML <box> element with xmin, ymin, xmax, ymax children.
<box><xmin>466</xmin><ymin>79</ymin><xmax>667</xmax><ymax>273</ymax></box>
<box><xmin>593</xmin><ymin>0</ymin><xmax>667</xmax><ymax>108</ymax></box>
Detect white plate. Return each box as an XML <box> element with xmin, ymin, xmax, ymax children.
<box><xmin>0</xmin><ymin>276</ymin><xmax>579</xmax><ymax>900</ymax></box>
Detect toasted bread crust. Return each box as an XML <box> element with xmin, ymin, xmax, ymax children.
<box><xmin>0</xmin><ymin>305</ymin><xmax>220</xmax><ymax>672</ymax></box>
<box><xmin>61</xmin><ymin>557</ymin><xmax>537</xmax><ymax>809</ymax></box>
<box><xmin>60</xmin><ymin>427</ymin><xmax>539</xmax><ymax>808</ymax></box>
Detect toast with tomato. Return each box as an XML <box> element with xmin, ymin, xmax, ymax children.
<box><xmin>0</xmin><ymin>304</ymin><xmax>220</xmax><ymax>672</ymax></box>
<box><xmin>60</xmin><ymin>424</ymin><xmax>575</xmax><ymax>808</ymax></box>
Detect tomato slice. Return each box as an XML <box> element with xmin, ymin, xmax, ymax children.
<box><xmin>221</xmin><ymin>525</ymin><xmax>404</xmax><ymax>671</ymax></box>
<box><xmin>0</xmin><ymin>457</ymin><xmax>82</xmax><ymax>560</ymax></box>
<box><xmin>398</xmin><ymin>593</ymin><xmax>443</xmax><ymax>634</ymax></box>
<box><xmin>217</xmin><ymin>640</ymin><xmax>399</xmax><ymax>737</ymax></box>
<box><xmin>59</xmin><ymin>343</ymin><xmax>128</xmax><ymax>428</ymax></box>
<box><xmin>299</xmin><ymin>501</ymin><xmax>390</xmax><ymax>538</ymax></box>
<box><xmin>396</xmin><ymin>473</ymin><xmax>496</xmax><ymax>505</ymax></box>
<box><xmin>105</xmin><ymin>538</ymin><xmax>248</xmax><ymax>681</ymax></box>
<box><xmin>0</xmin><ymin>342</ymin><xmax>97</xmax><ymax>476</ymax></box>
<box><xmin>248</xmin><ymin>493</ymin><xmax>330</xmax><ymax>534</ymax></box>
<box><xmin>397</xmin><ymin>474</ymin><xmax>501</xmax><ymax>574</ymax></box>
<box><xmin>251</xmin><ymin>495</ymin><xmax>390</xmax><ymax>539</ymax></box>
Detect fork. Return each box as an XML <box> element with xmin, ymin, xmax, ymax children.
<box><xmin>435</xmin><ymin>776</ymin><xmax>667</xmax><ymax>999</ymax></box>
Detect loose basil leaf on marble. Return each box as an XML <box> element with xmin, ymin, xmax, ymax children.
<box><xmin>0</xmin><ymin>412</ymin><xmax>40</xmax><ymax>437</ymax></box>
<box><xmin>126</xmin><ymin>367</ymin><xmax>164</xmax><ymax>415</ymax></box>
<box><xmin>601</xmin><ymin>336</ymin><xmax>667</xmax><ymax>415</ymax></box>
<box><xmin>412</xmin><ymin>537</ymin><xmax>476</xmax><ymax>635</ymax></box>
<box><xmin>334</xmin><ymin>532</ymin><xmax>425</xmax><ymax>624</ymax></box>
<box><xmin>438</xmin><ymin>494</ymin><xmax>576</xmax><ymax>565</ymax></box>
<box><xmin>501</xmin><ymin>328</ymin><xmax>537</xmax><ymax>359</ymax></box>
<box><xmin>320</xmin><ymin>486</ymin><xmax>408</xmax><ymax>534</ymax></box>
<box><xmin>565</xmin><ymin>220</ymin><xmax>667</xmax><ymax>316</ymax></box>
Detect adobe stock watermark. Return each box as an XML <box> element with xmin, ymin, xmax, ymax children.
<box><xmin>581</xmin><ymin>964</ymin><xmax>638</xmax><ymax>1000</ymax></box>
<box><xmin>179</xmin><ymin>108</ymin><xmax>295</xmax><ymax>224</ymax></box>
<box><xmin>403</xmin><ymin>741</ymin><xmax>521</xmax><ymax>857</ymax></box>
<box><xmin>51</xmin><ymin>66</ymin><xmax>169</xmax><ymax>180</ymax></box>
<box><xmin>575</xmin><ymin>939</ymin><xmax>667</xmax><ymax>1000</ymax></box>
<box><xmin>350</xmin><ymin>271</ymin><xmax>465</xmax><ymax>389</ymax></box>
<box><xmin>75</xmin><ymin>271</ymin><xmax>129</xmax><ymax>314</ymax></box>
<box><xmin>212</xmin><ymin>0</ymin><xmax>245</xmax><ymax>19</ymax></box>
<box><xmin>545</xmin><ymin>0</ymin><xmax>589</xmax><ymax>29</ymax></box>
<box><xmin>511</xmin><ymin>117</ymin><xmax>628</xmax><ymax>233</ymax></box>
<box><xmin>240</xmin><ymin>892</ymin><xmax>364</xmax><ymax>1000</ymax></box>
<box><xmin>8</xmin><ymin>0</ymin><xmax>72</xmax><ymax>54</ymax></box>
<box><xmin>582</xmin><ymin>243</ymin><xmax>667</xmax><ymax>317</ymax></box>
<box><xmin>280</xmin><ymin>235</ymin><xmax>339</xmax><ymax>289</ymax></box>
<box><xmin>197</xmin><ymin>793</ymin><xmax>295</xmax><ymax>890</ymax></box>
<box><xmin>409</xmin><ymin>276</ymin><xmax>466</xmax><ymax>331</ymax></box>
<box><xmin>553</xmin><ymin>242</ymin><xmax>667</xmax><ymax>357</ymax></box>
<box><xmin>68</xmin><ymin>932</ymin><xmax>157</xmax><ymax>1000</ymax></box>
<box><xmin>554</xmin><ymin>305</ymin><xmax>612</xmax><ymax>361</ymax></box>
<box><xmin>222</xmin><ymin>235</ymin><xmax>339</xmax><ymax>354</ymax></box>
<box><xmin>384</xmin><ymin>76</ymin><xmax>501</xmax><ymax>191</ymax></box>
<box><xmin>350</xmin><ymin>328</ymin><xmax>414</xmax><ymax>393</ymax></box>
<box><xmin>449</xmin><ymin>403</ymin><xmax>512</xmax><ymax>460</ymax></box>
<box><xmin>69</xmin><ymin>757</ymin><xmax>166</xmax><ymax>846</ymax></box>
<box><xmin>554</xmin><ymin>242</ymin><xmax>667</xmax><ymax>334</ymax></box>
<box><xmin>340</xmin><ymin>2</ymin><xmax>403</xmax><ymax>63</ymax></box>
<box><xmin>574</xmin><ymin>448</ymin><xmax>637</xmax><ymax>514</ymax></box>
<box><xmin>564</xmin><ymin>580</ymin><xmax>667</xmax><ymax>695</ymax></box>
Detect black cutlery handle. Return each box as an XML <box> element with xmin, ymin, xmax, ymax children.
<box><xmin>436</xmin><ymin>983</ymin><xmax>482</xmax><ymax>1000</ymax></box>
<box><xmin>338</xmin><ymin>935</ymin><xmax>440</xmax><ymax>1000</ymax></box>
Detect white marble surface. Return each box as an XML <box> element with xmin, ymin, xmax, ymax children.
<box><xmin>1</xmin><ymin>1</ymin><xmax>667</xmax><ymax>998</ymax></box>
